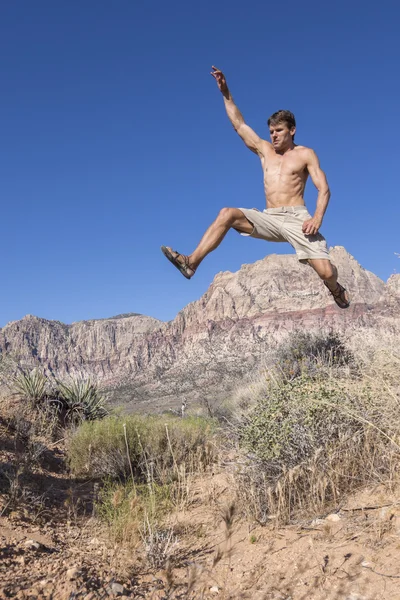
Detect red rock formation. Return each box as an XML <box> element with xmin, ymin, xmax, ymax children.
<box><xmin>1</xmin><ymin>248</ymin><xmax>398</xmax><ymax>410</ymax></box>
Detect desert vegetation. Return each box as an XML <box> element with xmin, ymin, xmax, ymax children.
<box><xmin>231</xmin><ymin>331</ymin><xmax>400</xmax><ymax>525</ymax></box>
<box><xmin>1</xmin><ymin>329</ymin><xmax>400</xmax><ymax>598</ymax></box>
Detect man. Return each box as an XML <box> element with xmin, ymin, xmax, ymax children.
<box><xmin>161</xmin><ymin>66</ymin><xmax>350</xmax><ymax>309</ymax></box>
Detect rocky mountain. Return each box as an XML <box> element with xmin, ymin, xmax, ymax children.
<box><xmin>1</xmin><ymin>247</ymin><xmax>399</xmax><ymax>411</ymax></box>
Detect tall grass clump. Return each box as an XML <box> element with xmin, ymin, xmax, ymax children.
<box><xmin>233</xmin><ymin>332</ymin><xmax>400</xmax><ymax>524</ymax></box>
<box><xmin>95</xmin><ymin>479</ymin><xmax>175</xmax><ymax>548</ymax></box>
<box><xmin>68</xmin><ymin>414</ymin><xmax>217</xmax><ymax>554</ymax></box>
<box><xmin>68</xmin><ymin>414</ymin><xmax>216</xmax><ymax>482</ymax></box>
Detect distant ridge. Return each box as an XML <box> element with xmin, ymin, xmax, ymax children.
<box><xmin>1</xmin><ymin>247</ymin><xmax>399</xmax><ymax>412</ymax></box>
<box><xmin>82</xmin><ymin>312</ymin><xmax>146</xmax><ymax>322</ymax></box>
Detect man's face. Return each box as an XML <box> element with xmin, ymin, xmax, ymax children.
<box><xmin>269</xmin><ymin>121</ymin><xmax>295</xmax><ymax>151</ymax></box>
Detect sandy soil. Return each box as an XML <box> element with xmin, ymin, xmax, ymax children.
<box><xmin>1</xmin><ymin>415</ymin><xmax>400</xmax><ymax>599</ymax></box>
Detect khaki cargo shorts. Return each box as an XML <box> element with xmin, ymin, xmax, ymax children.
<box><xmin>237</xmin><ymin>206</ymin><xmax>330</xmax><ymax>263</ymax></box>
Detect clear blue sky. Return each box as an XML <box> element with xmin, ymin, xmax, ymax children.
<box><xmin>1</xmin><ymin>0</ymin><xmax>399</xmax><ymax>327</ymax></box>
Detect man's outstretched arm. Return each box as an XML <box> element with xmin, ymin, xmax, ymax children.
<box><xmin>302</xmin><ymin>149</ymin><xmax>331</xmax><ymax>235</ymax></box>
<box><xmin>211</xmin><ymin>66</ymin><xmax>266</xmax><ymax>156</ymax></box>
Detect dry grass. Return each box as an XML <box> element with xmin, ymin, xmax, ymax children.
<box><xmin>0</xmin><ymin>395</ymin><xmax>60</xmax><ymax>517</ymax></box>
<box><xmin>229</xmin><ymin>333</ymin><xmax>400</xmax><ymax>526</ymax></box>
<box><xmin>68</xmin><ymin>414</ymin><xmax>218</xmax><ymax>566</ymax></box>
<box><xmin>68</xmin><ymin>414</ymin><xmax>216</xmax><ymax>481</ymax></box>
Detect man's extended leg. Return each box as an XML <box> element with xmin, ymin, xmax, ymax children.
<box><xmin>308</xmin><ymin>259</ymin><xmax>350</xmax><ymax>309</ymax></box>
<box><xmin>161</xmin><ymin>208</ymin><xmax>253</xmax><ymax>279</ymax></box>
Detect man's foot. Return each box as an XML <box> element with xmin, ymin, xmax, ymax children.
<box><xmin>161</xmin><ymin>246</ymin><xmax>196</xmax><ymax>280</ymax></box>
<box><xmin>324</xmin><ymin>281</ymin><xmax>350</xmax><ymax>309</ymax></box>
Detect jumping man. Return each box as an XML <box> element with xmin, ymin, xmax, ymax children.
<box><xmin>161</xmin><ymin>66</ymin><xmax>350</xmax><ymax>309</ymax></box>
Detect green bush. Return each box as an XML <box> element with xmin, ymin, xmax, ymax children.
<box><xmin>236</xmin><ymin>370</ymin><xmax>399</xmax><ymax>523</ymax></box>
<box><xmin>240</xmin><ymin>374</ymin><xmax>363</xmax><ymax>474</ymax></box>
<box><xmin>68</xmin><ymin>414</ymin><xmax>216</xmax><ymax>482</ymax></box>
<box><xmin>232</xmin><ymin>332</ymin><xmax>400</xmax><ymax>524</ymax></box>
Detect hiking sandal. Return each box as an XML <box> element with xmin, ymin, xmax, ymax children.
<box><xmin>324</xmin><ymin>281</ymin><xmax>350</xmax><ymax>309</ymax></box>
<box><xmin>161</xmin><ymin>246</ymin><xmax>196</xmax><ymax>280</ymax></box>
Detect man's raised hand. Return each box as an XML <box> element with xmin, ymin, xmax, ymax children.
<box><xmin>211</xmin><ymin>66</ymin><xmax>228</xmax><ymax>94</ymax></box>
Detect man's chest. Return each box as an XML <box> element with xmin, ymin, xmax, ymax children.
<box><xmin>263</xmin><ymin>155</ymin><xmax>307</xmax><ymax>180</ymax></box>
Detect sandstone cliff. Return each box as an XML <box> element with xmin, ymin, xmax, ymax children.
<box><xmin>1</xmin><ymin>248</ymin><xmax>399</xmax><ymax>411</ymax></box>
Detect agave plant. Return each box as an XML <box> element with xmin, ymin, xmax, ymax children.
<box><xmin>55</xmin><ymin>378</ymin><xmax>108</xmax><ymax>425</ymax></box>
<box><xmin>11</xmin><ymin>369</ymin><xmax>49</xmax><ymax>407</ymax></box>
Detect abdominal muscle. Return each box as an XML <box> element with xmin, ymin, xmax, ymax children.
<box><xmin>262</xmin><ymin>149</ymin><xmax>309</xmax><ymax>208</ymax></box>
<box><xmin>263</xmin><ymin>171</ymin><xmax>308</xmax><ymax>208</ymax></box>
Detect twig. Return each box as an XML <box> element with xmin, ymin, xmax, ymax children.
<box><xmin>123</xmin><ymin>423</ymin><xmax>135</xmax><ymax>488</ymax></box>
<box><xmin>165</xmin><ymin>424</ymin><xmax>179</xmax><ymax>476</ymax></box>
<box><xmin>341</xmin><ymin>502</ymin><xmax>398</xmax><ymax>512</ymax></box>
<box><xmin>362</xmin><ymin>564</ymin><xmax>400</xmax><ymax>579</ymax></box>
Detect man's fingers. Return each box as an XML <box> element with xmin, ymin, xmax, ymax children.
<box><xmin>303</xmin><ymin>219</ymin><xmax>319</xmax><ymax>236</ymax></box>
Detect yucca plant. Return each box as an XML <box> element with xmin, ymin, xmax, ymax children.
<box><xmin>11</xmin><ymin>369</ymin><xmax>49</xmax><ymax>407</ymax></box>
<box><xmin>55</xmin><ymin>378</ymin><xmax>108</xmax><ymax>425</ymax></box>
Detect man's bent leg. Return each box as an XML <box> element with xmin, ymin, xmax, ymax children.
<box><xmin>308</xmin><ymin>259</ymin><xmax>350</xmax><ymax>309</ymax></box>
<box><xmin>188</xmin><ymin>208</ymin><xmax>253</xmax><ymax>270</ymax></box>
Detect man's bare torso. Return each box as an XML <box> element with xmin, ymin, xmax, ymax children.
<box><xmin>260</xmin><ymin>143</ymin><xmax>310</xmax><ymax>208</ymax></box>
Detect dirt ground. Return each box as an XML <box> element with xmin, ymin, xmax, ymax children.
<box><xmin>1</xmin><ymin>414</ymin><xmax>400</xmax><ymax>599</ymax></box>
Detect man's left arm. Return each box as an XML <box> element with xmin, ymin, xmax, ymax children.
<box><xmin>302</xmin><ymin>149</ymin><xmax>331</xmax><ymax>235</ymax></box>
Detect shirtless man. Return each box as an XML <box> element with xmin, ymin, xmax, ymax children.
<box><xmin>161</xmin><ymin>66</ymin><xmax>350</xmax><ymax>309</ymax></box>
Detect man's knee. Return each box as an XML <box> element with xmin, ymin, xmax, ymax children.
<box><xmin>217</xmin><ymin>207</ymin><xmax>236</xmax><ymax>226</ymax></box>
<box><xmin>309</xmin><ymin>260</ymin><xmax>335</xmax><ymax>281</ymax></box>
<box><xmin>320</xmin><ymin>268</ymin><xmax>333</xmax><ymax>281</ymax></box>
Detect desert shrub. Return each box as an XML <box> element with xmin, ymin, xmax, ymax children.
<box><xmin>9</xmin><ymin>369</ymin><xmax>107</xmax><ymax>427</ymax></box>
<box><xmin>68</xmin><ymin>414</ymin><xmax>216</xmax><ymax>481</ymax></box>
<box><xmin>235</xmin><ymin>364</ymin><xmax>400</xmax><ymax>524</ymax></box>
<box><xmin>240</xmin><ymin>375</ymin><xmax>362</xmax><ymax>474</ymax></box>
<box><xmin>236</xmin><ymin>427</ymin><xmax>397</xmax><ymax>525</ymax></box>
<box><xmin>273</xmin><ymin>330</ymin><xmax>354</xmax><ymax>380</ymax></box>
<box><xmin>11</xmin><ymin>369</ymin><xmax>50</xmax><ymax>408</ymax></box>
<box><xmin>55</xmin><ymin>378</ymin><xmax>108</xmax><ymax>425</ymax></box>
<box><xmin>212</xmin><ymin>331</ymin><xmax>356</xmax><ymax>429</ymax></box>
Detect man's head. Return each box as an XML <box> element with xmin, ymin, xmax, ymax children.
<box><xmin>268</xmin><ymin>110</ymin><xmax>296</xmax><ymax>152</ymax></box>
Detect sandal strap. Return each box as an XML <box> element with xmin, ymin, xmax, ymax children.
<box><xmin>324</xmin><ymin>281</ymin><xmax>349</xmax><ymax>308</ymax></box>
<box><xmin>172</xmin><ymin>249</ymin><xmax>196</xmax><ymax>273</ymax></box>
<box><xmin>181</xmin><ymin>254</ymin><xmax>196</xmax><ymax>273</ymax></box>
<box><xmin>325</xmin><ymin>282</ymin><xmax>344</xmax><ymax>297</ymax></box>
<box><xmin>331</xmin><ymin>284</ymin><xmax>344</xmax><ymax>298</ymax></box>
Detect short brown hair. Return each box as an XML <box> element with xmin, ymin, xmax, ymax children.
<box><xmin>268</xmin><ymin>110</ymin><xmax>296</xmax><ymax>138</ymax></box>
